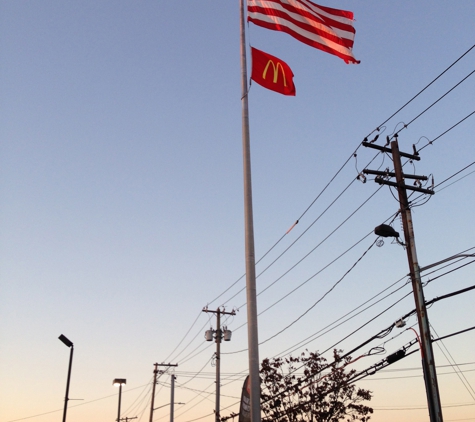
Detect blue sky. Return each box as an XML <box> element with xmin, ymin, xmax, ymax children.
<box><xmin>1</xmin><ymin>2</ymin><xmax>475</xmax><ymax>422</ymax></box>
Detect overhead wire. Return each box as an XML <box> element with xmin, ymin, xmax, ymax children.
<box><xmin>373</xmin><ymin>43</ymin><xmax>475</xmax><ymax>132</ymax></box>
<box><xmin>207</xmin><ymin>43</ymin><xmax>475</xmax><ymax>309</ymax></box>
<box><xmin>275</xmin><ymin>275</ymin><xmax>409</xmax><ymax>358</ymax></box>
<box><xmin>10</xmin><ymin>33</ymin><xmax>475</xmax><ymax>422</ymax></box>
<box><xmin>174</xmin><ymin>197</ymin><xmax>473</xmax><ymax>415</ymax></box>
<box><xmin>156</xmin><ymin>43</ymin><xmax>475</xmax><ymax>392</ymax></box>
<box><xmin>168</xmin><ymin>179</ymin><xmax>382</xmax><ymax>366</ymax></box>
<box><xmin>163</xmin><ymin>310</ymin><xmax>203</xmax><ymax>363</ymax></box>
<box><xmin>417</xmin><ymin>109</ymin><xmax>475</xmax><ymax>153</ymax></box>
<box><xmin>425</xmin><ymin>260</ymin><xmax>475</xmax><ymax>286</ymax></box>
<box><xmin>123</xmin><ymin>379</ymin><xmax>153</xmax><ymax>420</ymax></box>
<box><xmin>360</xmin><ymin>368</ymin><xmax>475</xmax><ymax>381</ymax></box>
<box><xmin>435</xmin><ymin>160</ymin><xmax>475</xmax><ymax>190</ymax></box>
<box><xmin>437</xmin><ymin>169</ymin><xmax>475</xmax><ymax>193</ymax></box>
<box><xmin>247</xmin><ymin>185</ymin><xmax>383</xmax><ymax>304</ymax></box>
<box><xmin>222</xmin><ymin>229</ymin><xmax>386</xmax><ymax>355</ymax></box>
<box><xmin>222</xmin><ymin>211</ymin><xmax>402</xmax><ymax>355</ymax></box>
<box><xmin>393</xmin><ymin>69</ymin><xmax>475</xmax><ymax>139</ymax></box>
<box><xmin>217</xmin><ymin>80</ymin><xmax>475</xmax><ymax>349</ymax></box>
<box><xmin>5</xmin><ymin>381</ymin><xmax>154</xmax><ymax>422</ymax></box>
<box><xmin>172</xmin><ymin>205</ymin><xmax>470</xmax><ymax>418</ymax></box>
<box><xmin>267</xmin><ymin>286</ymin><xmax>475</xmax><ymax>401</ymax></box>
<box><xmin>221</xmin><ymin>177</ymin><xmax>359</xmax><ymax>305</ymax></box>
<box><xmin>430</xmin><ymin>324</ymin><xmax>475</xmax><ymax>401</ymax></box>
<box><xmin>257</xmin><ymin>236</ymin><xmax>379</xmax><ymax>347</ymax></box>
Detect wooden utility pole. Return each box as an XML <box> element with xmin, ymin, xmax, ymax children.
<box><xmin>203</xmin><ymin>307</ymin><xmax>236</xmax><ymax>422</ymax></box>
<box><xmin>149</xmin><ymin>363</ymin><xmax>159</xmax><ymax>422</ymax></box>
<box><xmin>149</xmin><ymin>363</ymin><xmax>178</xmax><ymax>422</ymax></box>
<box><xmin>364</xmin><ymin>138</ymin><xmax>442</xmax><ymax>422</ymax></box>
<box><xmin>170</xmin><ymin>374</ymin><xmax>176</xmax><ymax>422</ymax></box>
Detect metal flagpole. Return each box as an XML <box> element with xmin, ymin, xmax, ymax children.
<box><xmin>239</xmin><ymin>1</ymin><xmax>261</xmax><ymax>422</ymax></box>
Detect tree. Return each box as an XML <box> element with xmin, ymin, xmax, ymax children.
<box><xmin>260</xmin><ymin>350</ymin><xmax>373</xmax><ymax>422</ymax></box>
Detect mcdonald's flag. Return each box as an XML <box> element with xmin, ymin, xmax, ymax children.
<box><xmin>248</xmin><ymin>0</ymin><xmax>360</xmax><ymax>64</ymax></box>
<box><xmin>251</xmin><ymin>47</ymin><xmax>296</xmax><ymax>96</ymax></box>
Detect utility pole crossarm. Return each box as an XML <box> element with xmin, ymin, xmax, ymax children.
<box><xmin>363</xmin><ymin>169</ymin><xmax>428</xmax><ymax>180</ymax></box>
<box><xmin>362</xmin><ymin>140</ymin><xmax>421</xmax><ymax>160</ymax></box>
<box><xmin>374</xmin><ymin>178</ymin><xmax>435</xmax><ymax>195</ymax></box>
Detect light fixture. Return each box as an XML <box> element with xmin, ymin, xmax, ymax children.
<box><xmin>59</xmin><ymin>334</ymin><xmax>73</xmax><ymax>348</ymax></box>
<box><xmin>374</xmin><ymin>224</ymin><xmax>399</xmax><ymax>238</ymax></box>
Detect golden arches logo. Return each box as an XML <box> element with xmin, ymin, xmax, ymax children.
<box><xmin>262</xmin><ymin>60</ymin><xmax>287</xmax><ymax>87</ymax></box>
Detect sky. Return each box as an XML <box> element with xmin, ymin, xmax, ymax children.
<box><xmin>1</xmin><ymin>1</ymin><xmax>475</xmax><ymax>422</ymax></box>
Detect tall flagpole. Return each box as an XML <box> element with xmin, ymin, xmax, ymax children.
<box><xmin>239</xmin><ymin>1</ymin><xmax>261</xmax><ymax>422</ymax></box>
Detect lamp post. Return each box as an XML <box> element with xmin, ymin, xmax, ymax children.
<box><xmin>59</xmin><ymin>334</ymin><xmax>74</xmax><ymax>422</ymax></box>
<box><xmin>113</xmin><ymin>378</ymin><xmax>127</xmax><ymax>422</ymax></box>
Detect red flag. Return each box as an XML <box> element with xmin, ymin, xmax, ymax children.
<box><xmin>248</xmin><ymin>0</ymin><xmax>360</xmax><ymax>64</ymax></box>
<box><xmin>251</xmin><ymin>47</ymin><xmax>296</xmax><ymax>96</ymax></box>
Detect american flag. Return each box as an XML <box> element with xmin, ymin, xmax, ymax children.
<box><xmin>248</xmin><ymin>0</ymin><xmax>360</xmax><ymax>64</ymax></box>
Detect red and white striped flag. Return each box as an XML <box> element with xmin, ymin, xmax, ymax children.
<box><xmin>247</xmin><ymin>0</ymin><xmax>360</xmax><ymax>64</ymax></box>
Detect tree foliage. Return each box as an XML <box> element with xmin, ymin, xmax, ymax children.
<box><xmin>260</xmin><ymin>350</ymin><xmax>373</xmax><ymax>422</ymax></box>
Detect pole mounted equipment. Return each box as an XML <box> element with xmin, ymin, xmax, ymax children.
<box><xmin>203</xmin><ymin>307</ymin><xmax>236</xmax><ymax>422</ymax></box>
<box><xmin>363</xmin><ymin>139</ymin><xmax>443</xmax><ymax>422</ymax></box>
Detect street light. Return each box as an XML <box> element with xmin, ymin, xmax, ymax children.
<box><xmin>59</xmin><ymin>334</ymin><xmax>74</xmax><ymax>422</ymax></box>
<box><xmin>113</xmin><ymin>378</ymin><xmax>127</xmax><ymax>422</ymax></box>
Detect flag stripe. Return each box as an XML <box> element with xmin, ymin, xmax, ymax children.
<box><xmin>249</xmin><ymin>15</ymin><xmax>357</xmax><ymax>63</ymax></box>
<box><xmin>262</xmin><ymin>0</ymin><xmax>356</xmax><ymax>44</ymax></box>
<box><xmin>248</xmin><ymin>0</ymin><xmax>359</xmax><ymax>64</ymax></box>
<box><xmin>249</xmin><ymin>0</ymin><xmax>356</xmax><ymax>42</ymax></box>
<box><xmin>249</xmin><ymin>5</ymin><xmax>352</xmax><ymax>49</ymax></box>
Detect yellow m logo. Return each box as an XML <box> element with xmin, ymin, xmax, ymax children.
<box><xmin>262</xmin><ymin>60</ymin><xmax>287</xmax><ymax>87</ymax></box>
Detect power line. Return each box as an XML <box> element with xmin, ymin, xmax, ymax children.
<box><xmin>276</xmin><ymin>276</ymin><xmax>409</xmax><ymax>358</ymax></box>
<box><xmin>218</xmin><ymin>118</ymin><xmax>472</xmax><ymax>357</ymax></box>
<box><xmin>376</xmin><ymin>43</ymin><xmax>475</xmax><ymax>132</ymax></box>
<box><xmin>163</xmin><ymin>310</ymin><xmax>203</xmax><ymax>363</ymax></box>
<box><xmin>418</xmin><ymin>110</ymin><xmax>475</xmax><ymax>153</ymax></box>
<box><xmin>394</xmin><ymin>69</ymin><xmax>475</xmax><ymax>138</ymax></box>
<box><xmin>258</xmin><ymin>237</ymin><xmax>379</xmax><ymax>346</ymax></box>
<box><xmin>222</xmin><ymin>177</ymin><xmax>360</xmax><ymax>306</ymax></box>
<box><xmin>222</xmin><ymin>229</ymin><xmax>396</xmax><ymax>355</ymax></box>
<box><xmin>177</xmin><ymin>69</ymin><xmax>475</xmax><ymax>372</ymax></box>
<box><xmin>5</xmin><ymin>382</ymin><xmax>152</xmax><ymax>422</ymax></box>
<box><xmin>156</xmin><ymin>45</ymin><xmax>475</xmax><ymax>392</ymax></box>
<box><xmin>425</xmin><ymin>260</ymin><xmax>475</xmax><ymax>286</ymax></box>
<box><xmin>235</xmin><ymin>185</ymin><xmax>384</xmax><ymax>312</ymax></box>
<box><xmin>435</xmin><ymin>160</ymin><xmax>475</xmax><ymax>189</ymax></box>
<box><xmin>263</xmin><ymin>281</ymin><xmax>475</xmax><ymax>403</ymax></box>
<box><xmin>373</xmin><ymin>402</ymin><xmax>475</xmax><ymax>411</ymax></box>
<box><xmin>431</xmin><ymin>324</ymin><xmax>475</xmax><ymax>400</ymax></box>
